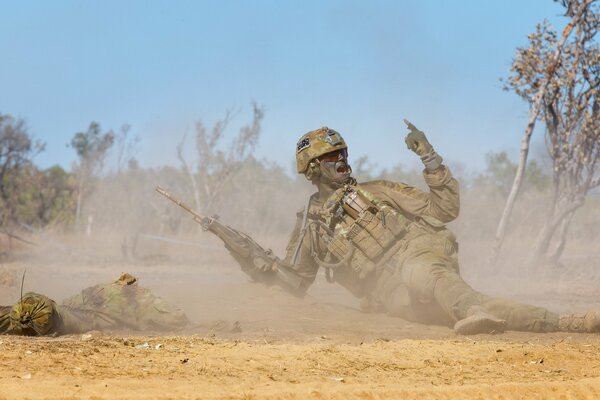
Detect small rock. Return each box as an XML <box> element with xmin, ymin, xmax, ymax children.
<box><xmin>21</xmin><ymin>373</ymin><xmax>32</xmax><ymax>380</ymax></box>
<box><xmin>154</xmin><ymin>344</ymin><xmax>163</xmax><ymax>350</ymax></box>
<box><xmin>135</xmin><ymin>342</ymin><xmax>150</xmax><ymax>350</ymax></box>
<box><xmin>230</xmin><ymin>321</ymin><xmax>242</xmax><ymax>333</ymax></box>
<box><xmin>81</xmin><ymin>334</ymin><xmax>93</xmax><ymax>341</ymax></box>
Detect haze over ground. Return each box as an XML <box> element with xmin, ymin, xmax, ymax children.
<box><xmin>0</xmin><ymin>0</ymin><xmax>565</xmax><ymax>174</ymax></box>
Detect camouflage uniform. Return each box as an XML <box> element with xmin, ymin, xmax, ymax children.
<box><xmin>278</xmin><ymin>126</ymin><xmax>559</xmax><ymax>333</ymax></box>
<box><xmin>0</xmin><ymin>273</ymin><xmax>188</xmax><ymax>336</ymax></box>
<box><xmin>0</xmin><ymin>306</ymin><xmax>11</xmax><ymax>333</ymax></box>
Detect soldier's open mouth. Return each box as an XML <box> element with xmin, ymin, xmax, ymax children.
<box><xmin>337</xmin><ymin>164</ymin><xmax>348</xmax><ymax>173</ymax></box>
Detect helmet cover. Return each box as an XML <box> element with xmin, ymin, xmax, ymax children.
<box><xmin>296</xmin><ymin>127</ymin><xmax>347</xmax><ymax>173</ymax></box>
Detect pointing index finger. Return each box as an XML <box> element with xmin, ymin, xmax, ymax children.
<box><xmin>403</xmin><ymin>118</ymin><xmax>416</xmax><ymax>131</ymax></box>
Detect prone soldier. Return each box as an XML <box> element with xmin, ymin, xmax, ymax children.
<box><xmin>0</xmin><ymin>273</ymin><xmax>189</xmax><ymax>336</ymax></box>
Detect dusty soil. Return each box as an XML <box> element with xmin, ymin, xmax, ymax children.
<box><xmin>2</xmin><ymin>333</ymin><xmax>600</xmax><ymax>399</ymax></box>
<box><xmin>1</xmin><ymin>237</ymin><xmax>600</xmax><ymax>399</ymax></box>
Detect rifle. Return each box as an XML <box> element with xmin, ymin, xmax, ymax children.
<box><xmin>155</xmin><ymin>187</ymin><xmax>303</xmax><ymax>291</ymax></box>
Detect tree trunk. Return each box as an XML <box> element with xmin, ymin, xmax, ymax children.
<box><xmin>177</xmin><ymin>136</ymin><xmax>202</xmax><ymax>212</ymax></box>
<box><xmin>547</xmin><ymin>209</ymin><xmax>576</xmax><ymax>266</ymax></box>
<box><xmin>75</xmin><ymin>172</ymin><xmax>85</xmax><ymax>230</ymax></box>
<box><xmin>488</xmin><ymin>1</ymin><xmax>590</xmax><ymax>267</ymax></box>
<box><xmin>530</xmin><ymin>198</ymin><xmax>584</xmax><ymax>266</ymax></box>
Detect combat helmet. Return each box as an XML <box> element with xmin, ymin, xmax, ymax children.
<box><xmin>9</xmin><ymin>292</ymin><xmax>60</xmax><ymax>336</ymax></box>
<box><xmin>296</xmin><ymin>127</ymin><xmax>347</xmax><ymax>173</ymax></box>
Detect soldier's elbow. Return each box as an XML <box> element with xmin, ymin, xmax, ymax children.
<box><xmin>447</xmin><ymin>206</ymin><xmax>460</xmax><ymax>222</ymax></box>
<box><xmin>446</xmin><ymin>207</ymin><xmax>460</xmax><ymax>222</ymax></box>
<box><xmin>435</xmin><ymin>205</ymin><xmax>460</xmax><ymax>223</ymax></box>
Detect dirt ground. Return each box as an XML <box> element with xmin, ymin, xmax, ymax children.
<box><xmin>1</xmin><ymin>237</ymin><xmax>600</xmax><ymax>399</ymax></box>
<box><xmin>2</xmin><ymin>333</ymin><xmax>600</xmax><ymax>400</ymax></box>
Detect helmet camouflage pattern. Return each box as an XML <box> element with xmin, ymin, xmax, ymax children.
<box><xmin>9</xmin><ymin>292</ymin><xmax>60</xmax><ymax>336</ymax></box>
<box><xmin>296</xmin><ymin>127</ymin><xmax>347</xmax><ymax>173</ymax></box>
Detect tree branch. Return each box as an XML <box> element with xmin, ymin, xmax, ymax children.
<box><xmin>176</xmin><ymin>132</ymin><xmax>202</xmax><ymax>212</ymax></box>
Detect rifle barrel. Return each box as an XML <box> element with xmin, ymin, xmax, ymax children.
<box><xmin>155</xmin><ymin>186</ymin><xmax>204</xmax><ymax>220</ymax></box>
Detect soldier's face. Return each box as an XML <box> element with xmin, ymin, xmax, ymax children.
<box><xmin>318</xmin><ymin>149</ymin><xmax>352</xmax><ymax>185</ymax></box>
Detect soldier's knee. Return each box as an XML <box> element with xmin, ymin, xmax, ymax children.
<box><xmin>401</xmin><ymin>261</ymin><xmax>449</xmax><ymax>304</ymax></box>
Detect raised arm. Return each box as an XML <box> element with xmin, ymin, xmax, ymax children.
<box><xmin>361</xmin><ymin>120</ymin><xmax>459</xmax><ymax>223</ymax></box>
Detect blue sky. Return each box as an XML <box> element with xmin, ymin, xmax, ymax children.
<box><xmin>0</xmin><ymin>0</ymin><xmax>566</xmax><ymax>175</ymax></box>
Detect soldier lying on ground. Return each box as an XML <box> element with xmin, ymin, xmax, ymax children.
<box><xmin>205</xmin><ymin>122</ymin><xmax>599</xmax><ymax>335</ymax></box>
<box><xmin>0</xmin><ymin>273</ymin><xmax>189</xmax><ymax>336</ymax></box>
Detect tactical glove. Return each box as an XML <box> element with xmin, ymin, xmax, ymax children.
<box><xmin>403</xmin><ymin>119</ymin><xmax>443</xmax><ymax>171</ymax></box>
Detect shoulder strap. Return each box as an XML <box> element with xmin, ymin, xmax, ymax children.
<box><xmin>290</xmin><ymin>192</ymin><xmax>319</xmax><ymax>265</ymax></box>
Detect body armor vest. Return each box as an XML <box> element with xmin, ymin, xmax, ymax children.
<box><xmin>313</xmin><ymin>184</ymin><xmax>411</xmax><ymax>280</ymax></box>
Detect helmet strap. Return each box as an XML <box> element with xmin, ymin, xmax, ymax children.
<box><xmin>305</xmin><ymin>160</ymin><xmax>321</xmax><ymax>182</ymax></box>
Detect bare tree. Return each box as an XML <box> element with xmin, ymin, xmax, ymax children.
<box><xmin>501</xmin><ymin>0</ymin><xmax>599</xmax><ymax>266</ymax></box>
<box><xmin>114</xmin><ymin>124</ymin><xmax>140</xmax><ymax>174</ymax></box>
<box><xmin>70</xmin><ymin>122</ymin><xmax>115</xmax><ymax>229</ymax></box>
<box><xmin>177</xmin><ymin>102</ymin><xmax>264</xmax><ymax>214</ymax></box>
<box><xmin>489</xmin><ymin>0</ymin><xmax>595</xmax><ymax>266</ymax></box>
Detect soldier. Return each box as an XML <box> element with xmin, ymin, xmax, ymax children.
<box><xmin>236</xmin><ymin>122</ymin><xmax>599</xmax><ymax>335</ymax></box>
<box><xmin>0</xmin><ymin>273</ymin><xmax>188</xmax><ymax>336</ymax></box>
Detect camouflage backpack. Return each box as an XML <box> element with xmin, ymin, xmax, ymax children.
<box><xmin>9</xmin><ymin>293</ymin><xmax>61</xmax><ymax>336</ymax></box>
<box><xmin>0</xmin><ymin>306</ymin><xmax>11</xmax><ymax>334</ymax></box>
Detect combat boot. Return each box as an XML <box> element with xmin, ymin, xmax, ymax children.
<box><xmin>558</xmin><ymin>310</ymin><xmax>600</xmax><ymax>333</ymax></box>
<box><xmin>454</xmin><ymin>306</ymin><xmax>506</xmax><ymax>335</ymax></box>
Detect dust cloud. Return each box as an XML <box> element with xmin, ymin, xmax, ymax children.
<box><xmin>2</xmin><ymin>156</ymin><xmax>600</xmax><ymax>400</ymax></box>
<box><xmin>1</xmin><ymin>157</ymin><xmax>599</xmax><ymax>339</ymax></box>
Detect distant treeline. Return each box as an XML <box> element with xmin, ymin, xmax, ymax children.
<box><xmin>1</xmin><ymin>111</ymin><xmax>598</xmax><ymax>271</ymax></box>
<box><xmin>0</xmin><ymin>110</ymin><xmax>568</xmax><ymax>233</ymax></box>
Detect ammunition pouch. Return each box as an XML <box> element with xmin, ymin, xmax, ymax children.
<box><xmin>316</xmin><ymin>186</ymin><xmax>409</xmax><ymax>279</ymax></box>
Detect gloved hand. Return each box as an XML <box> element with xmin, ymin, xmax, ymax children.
<box><xmin>252</xmin><ymin>253</ymin><xmax>278</xmax><ymax>273</ymax></box>
<box><xmin>403</xmin><ymin>118</ymin><xmax>443</xmax><ymax>171</ymax></box>
<box><xmin>404</xmin><ymin>119</ymin><xmax>432</xmax><ymax>157</ymax></box>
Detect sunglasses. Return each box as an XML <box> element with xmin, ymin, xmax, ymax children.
<box><xmin>319</xmin><ymin>149</ymin><xmax>348</xmax><ymax>162</ymax></box>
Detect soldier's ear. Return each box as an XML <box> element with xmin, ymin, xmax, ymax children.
<box><xmin>305</xmin><ymin>160</ymin><xmax>321</xmax><ymax>181</ymax></box>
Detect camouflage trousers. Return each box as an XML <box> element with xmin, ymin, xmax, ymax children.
<box><xmin>373</xmin><ymin>250</ymin><xmax>559</xmax><ymax>332</ymax></box>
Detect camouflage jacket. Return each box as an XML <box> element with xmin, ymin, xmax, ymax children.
<box><xmin>60</xmin><ymin>273</ymin><xmax>189</xmax><ymax>333</ymax></box>
<box><xmin>280</xmin><ymin>165</ymin><xmax>460</xmax><ymax>296</ymax></box>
